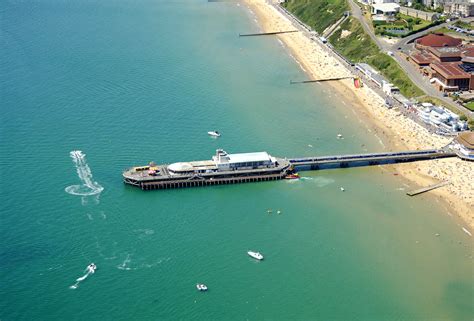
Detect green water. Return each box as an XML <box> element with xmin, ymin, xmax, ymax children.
<box><xmin>1</xmin><ymin>1</ymin><xmax>472</xmax><ymax>320</ymax></box>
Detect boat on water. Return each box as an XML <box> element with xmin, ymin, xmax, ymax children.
<box><xmin>285</xmin><ymin>173</ymin><xmax>299</xmax><ymax>179</ymax></box>
<box><xmin>87</xmin><ymin>263</ymin><xmax>97</xmax><ymax>274</ymax></box>
<box><xmin>208</xmin><ymin>131</ymin><xmax>221</xmax><ymax>137</ymax></box>
<box><xmin>196</xmin><ymin>283</ymin><xmax>208</xmax><ymax>291</ymax></box>
<box><xmin>248</xmin><ymin>251</ymin><xmax>264</xmax><ymax>260</ymax></box>
<box><xmin>123</xmin><ymin>149</ymin><xmax>291</xmax><ymax>190</ymax></box>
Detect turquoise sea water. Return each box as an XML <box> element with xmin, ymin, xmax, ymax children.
<box><xmin>1</xmin><ymin>1</ymin><xmax>473</xmax><ymax>320</ymax></box>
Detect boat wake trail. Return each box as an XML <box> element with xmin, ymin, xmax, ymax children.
<box><xmin>69</xmin><ymin>265</ymin><xmax>96</xmax><ymax>289</ymax></box>
<box><xmin>65</xmin><ymin>151</ymin><xmax>104</xmax><ymax>196</ymax></box>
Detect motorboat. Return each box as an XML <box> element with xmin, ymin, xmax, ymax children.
<box><xmin>285</xmin><ymin>173</ymin><xmax>299</xmax><ymax>179</ymax></box>
<box><xmin>337</xmin><ymin>134</ymin><xmax>344</xmax><ymax>139</ymax></box>
<box><xmin>248</xmin><ymin>251</ymin><xmax>264</xmax><ymax>260</ymax></box>
<box><xmin>87</xmin><ymin>263</ymin><xmax>97</xmax><ymax>274</ymax></box>
<box><xmin>340</xmin><ymin>187</ymin><xmax>345</xmax><ymax>192</ymax></box>
<box><xmin>196</xmin><ymin>283</ymin><xmax>208</xmax><ymax>291</ymax></box>
<box><xmin>207</xmin><ymin>131</ymin><xmax>221</xmax><ymax>137</ymax></box>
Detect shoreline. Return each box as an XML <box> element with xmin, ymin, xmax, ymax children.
<box><xmin>242</xmin><ymin>0</ymin><xmax>474</xmax><ymax>232</ymax></box>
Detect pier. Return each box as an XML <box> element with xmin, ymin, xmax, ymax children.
<box><xmin>406</xmin><ymin>181</ymin><xmax>451</xmax><ymax>196</ymax></box>
<box><xmin>124</xmin><ymin>148</ymin><xmax>459</xmax><ymax>191</ymax></box>
<box><xmin>288</xmin><ymin>149</ymin><xmax>456</xmax><ymax>171</ymax></box>
<box><xmin>239</xmin><ymin>30</ymin><xmax>298</xmax><ymax>37</ymax></box>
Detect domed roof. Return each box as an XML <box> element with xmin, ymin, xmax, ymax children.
<box><xmin>416</xmin><ymin>33</ymin><xmax>461</xmax><ymax>48</ymax></box>
<box><xmin>168</xmin><ymin>162</ymin><xmax>194</xmax><ymax>172</ymax></box>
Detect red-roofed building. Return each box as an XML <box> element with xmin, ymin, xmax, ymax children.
<box><xmin>430</xmin><ymin>62</ymin><xmax>474</xmax><ymax>91</ymax></box>
<box><xmin>415</xmin><ymin>33</ymin><xmax>462</xmax><ymax>49</ymax></box>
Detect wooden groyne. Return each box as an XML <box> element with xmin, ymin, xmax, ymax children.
<box><xmin>290</xmin><ymin>76</ymin><xmax>354</xmax><ymax>84</ymax></box>
<box><xmin>406</xmin><ymin>181</ymin><xmax>450</xmax><ymax>196</ymax></box>
<box><xmin>239</xmin><ymin>30</ymin><xmax>298</xmax><ymax>37</ymax></box>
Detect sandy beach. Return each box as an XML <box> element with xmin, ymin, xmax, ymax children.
<box><xmin>243</xmin><ymin>0</ymin><xmax>474</xmax><ymax>231</ymax></box>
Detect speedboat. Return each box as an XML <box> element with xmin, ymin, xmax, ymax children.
<box><xmin>196</xmin><ymin>283</ymin><xmax>208</xmax><ymax>291</ymax></box>
<box><xmin>340</xmin><ymin>187</ymin><xmax>345</xmax><ymax>192</ymax></box>
<box><xmin>248</xmin><ymin>251</ymin><xmax>264</xmax><ymax>260</ymax></box>
<box><xmin>285</xmin><ymin>173</ymin><xmax>299</xmax><ymax>179</ymax></box>
<box><xmin>207</xmin><ymin>131</ymin><xmax>221</xmax><ymax>137</ymax></box>
<box><xmin>87</xmin><ymin>263</ymin><xmax>97</xmax><ymax>273</ymax></box>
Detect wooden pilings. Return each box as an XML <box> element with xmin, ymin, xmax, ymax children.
<box><xmin>239</xmin><ymin>30</ymin><xmax>298</xmax><ymax>37</ymax></box>
<box><xmin>140</xmin><ymin>174</ymin><xmax>285</xmax><ymax>191</ymax></box>
<box><xmin>290</xmin><ymin>76</ymin><xmax>354</xmax><ymax>84</ymax></box>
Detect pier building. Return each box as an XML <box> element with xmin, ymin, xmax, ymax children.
<box><xmin>454</xmin><ymin>131</ymin><xmax>474</xmax><ymax>160</ymax></box>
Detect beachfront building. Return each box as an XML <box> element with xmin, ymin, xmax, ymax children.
<box><xmin>416</xmin><ymin>102</ymin><xmax>468</xmax><ymax>133</ymax></box>
<box><xmin>444</xmin><ymin>0</ymin><xmax>474</xmax><ymax>17</ymax></box>
<box><xmin>356</xmin><ymin>63</ymin><xmax>387</xmax><ymax>87</ymax></box>
<box><xmin>454</xmin><ymin>131</ymin><xmax>474</xmax><ymax>160</ymax></box>
<box><xmin>372</xmin><ymin>3</ymin><xmax>401</xmax><ymax>21</ymax></box>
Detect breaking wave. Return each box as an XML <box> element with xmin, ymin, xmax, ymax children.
<box><xmin>65</xmin><ymin>151</ymin><xmax>103</xmax><ymax>196</ymax></box>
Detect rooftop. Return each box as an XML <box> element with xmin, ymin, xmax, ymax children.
<box><xmin>226</xmin><ymin>152</ymin><xmax>272</xmax><ymax>164</ymax></box>
<box><xmin>411</xmin><ymin>50</ymin><xmax>435</xmax><ymax>64</ymax></box>
<box><xmin>415</xmin><ymin>33</ymin><xmax>462</xmax><ymax>48</ymax></box>
<box><xmin>456</xmin><ymin>131</ymin><xmax>474</xmax><ymax>149</ymax></box>
<box><xmin>372</xmin><ymin>3</ymin><xmax>400</xmax><ymax>12</ymax></box>
<box><xmin>430</xmin><ymin>62</ymin><xmax>471</xmax><ymax>79</ymax></box>
<box><xmin>429</xmin><ymin>46</ymin><xmax>463</xmax><ymax>58</ymax></box>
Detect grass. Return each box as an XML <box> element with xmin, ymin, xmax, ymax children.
<box><xmin>329</xmin><ymin>18</ymin><xmax>424</xmax><ymax>98</ymax></box>
<box><xmin>282</xmin><ymin>0</ymin><xmax>349</xmax><ymax>34</ymax></box>
<box><xmin>454</xmin><ymin>20</ymin><xmax>473</xmax><ymax>30</ymax></box>
<box><xmin>465</xmin><ymin>101</ymin><xmax>474</xmax><ymax>112</ymax></box>
<box><xmin>374</xmin><ymin>13</ymin><xmax>433</xmax><ymax>37</ymax></box>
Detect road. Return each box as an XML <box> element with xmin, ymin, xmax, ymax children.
<box><xmin>346</xmin><ymin>0</ymin><xmax>473</xmax><ymax>117</ymax></box>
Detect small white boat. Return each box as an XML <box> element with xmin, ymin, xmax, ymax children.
<box><xmin>196</xmin><ymin>283</ymin><xmax>208</xmax><ymax>291</ymax></box>
<box><xmin>87</xmin><ymin>263</ymin><xmax>97</xmax><ymax>274</ymax></box>
<box><xmin>340</xmin><ymin>187</ymin><xmax>345</xmax><ymax>192</ymax></box>
<box><xmin>207</xmin><ymin>131</ymin><xmax>221</xmax><ymax>137</ymax></box>
<box><xmin>337</xmin><ymin>134</ymin><xmax>344</xmax><ymax>139</ymax></box>
<box><xmin>248</xmin><ymin>251</ymin><xmax>264</xmax><ymax>260</ymax></box>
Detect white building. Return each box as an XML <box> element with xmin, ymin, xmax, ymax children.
<box><xmin>454</xmin><ymin>131</ymin><xmax>474</xmax><ymax>160</ymax></box>
<box><xmin>372</xmin><ymin>3</ymin><xmax>401</xmax><ymax>20</ymax></box>
<box><xmin>416</xmin><ymin>103</ymin><xmax>468</xmax><ymax>133</ymax></box>
<box><xmin>444</xmin><ymin>0</ymin><xmax>474</xmax><ymax>17</ymax></box>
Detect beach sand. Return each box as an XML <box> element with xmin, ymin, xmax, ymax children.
<box><xmin>243</xmin><ymin>0</ymin><xmax>474</xmax><ymax>231</ymax></box>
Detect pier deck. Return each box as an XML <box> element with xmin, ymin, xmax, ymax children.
<box><xmin>288</xmin><ymin>149</ymin><xmax>456</xmax><ymax>170</ymax></box>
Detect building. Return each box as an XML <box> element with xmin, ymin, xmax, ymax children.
<box><xmin>416</xmin><ymin>103</ymin><xmax>468</xmax><ymax>133</ymax></box>
<box><xmin>430</xmin><ymin>62</ymin><xmax>473</xmax><ymax>91</ymax></box>
<box><xmin>372</xmin><ymin>3</ymin><xmax>401</xmax><ymax>20</ymax></box>
<box><xmin>414</xmin><ymin>33</ymin><xmax>462</xmax><ymax>49</ymax></box>
<box><xmin>356</xmin><ymin>63</ymin><xmax>387</xmax><ymax>87</ymax></box>
<box><xmin>454</xmin><ymin>131</ymin><xmax>474</xmax><ymax>160</ymax></box>
<box><xmin>444</xmin><ymin>0</ymin><xmax>474</xmax><ymax>17</ymax></box>
<box><xmin>399</xmin><ymin>6</ymin><xmax>440</xmax><ymax>21</ymax></box>
<box><xmin>409</xmin><ymin>40</ymin><xmax>474</xmax><ymax>92</ymax></box>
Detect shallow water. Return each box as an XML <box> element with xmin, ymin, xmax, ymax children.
<box><xmin>1</xmin><ymin>1</ymin><xmax>472</xmax><ymax>320</ymax></box>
